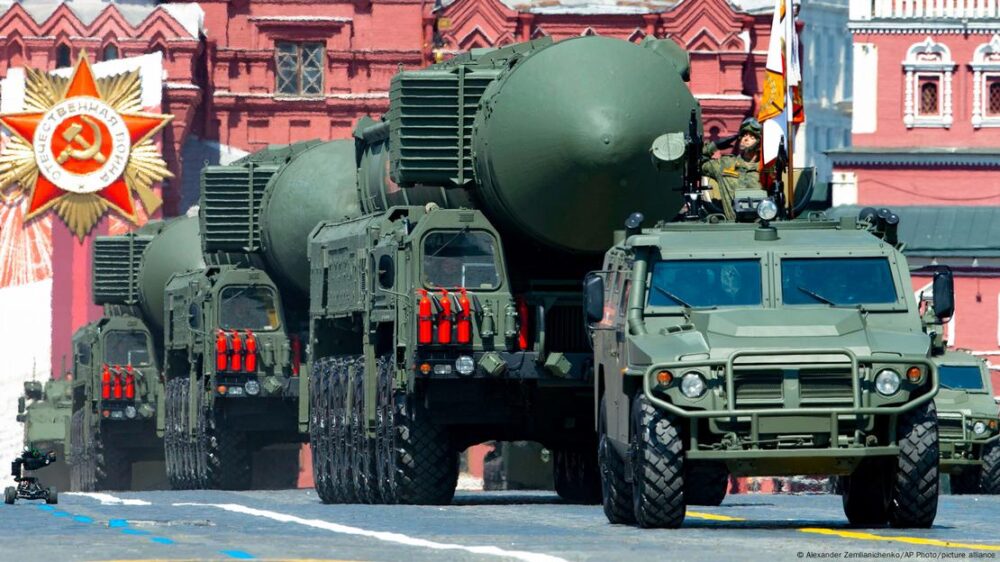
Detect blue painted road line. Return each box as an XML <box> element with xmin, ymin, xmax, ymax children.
<box><xmin>121</xmin><ymin>528</ymin><xmax>151</xmax><ymax>536</ymax></box>
<box><xmin>72</xmin><ymin>515</ymin><xmax>92</xmax><ymax>523</ymax></box>
<box><xmin>150</xmin><ymin>537</ymin><xmax>175</xmax><ymax>545</ymax></box>
<box><xmin>35</xmin><ymin>505</ymin><xmax>55</xmax><ymax>512</ymax></box>
<box><xmin>108</xmin><ymin>518</ymin><xmax>128</xmax><ymax>528</ymax></box>
<box><xmin>52</xmin><ymin>511</ymin><xmax>70</xmax><ymax>518</ymax></box>
<box><xmin>220</xmin><ymin>550</ymin><xmax>257</xmax><ymax>559</ymax></box>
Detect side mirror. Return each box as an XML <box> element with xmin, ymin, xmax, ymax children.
<box><xmin>17</xmin><ymin>397</ymin><xmax>25</xmax><ymax>414</ymax></box>
<box><xmin>932</xmin><ymin>267</ymin><xmax>954</xmax><ymax>320</ymax></box>
<box><xmin>583</xmin><ymin>273</ymin><xmax>605</xmax><ymax>325</ymax></box>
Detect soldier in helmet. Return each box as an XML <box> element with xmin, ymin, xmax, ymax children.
<box><xmin>701</xmin><ymin>117</ymin><xmax>763</xmax><ymax>221</ymax></box>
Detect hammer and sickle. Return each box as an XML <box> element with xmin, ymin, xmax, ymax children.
<box><xmin>56</xmin><ymin>115</ymin><xmax>107</xmax><ymax>165</ymax></box>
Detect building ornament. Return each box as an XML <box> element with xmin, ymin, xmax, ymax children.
<box><xmin>971</xmin><ymin>34</ymin><xmax>1000</xmax><ymax>128</ymax></box>
<box><xmin>902</xmin><ymin>36</ymin><xmax>955</xmax><ymax>128</ymax></box>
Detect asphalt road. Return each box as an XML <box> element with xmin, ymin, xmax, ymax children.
<box><xmin>1</xmin><ymin>489</ymin><xmax>998</xmax><ymax>561</ymax></box>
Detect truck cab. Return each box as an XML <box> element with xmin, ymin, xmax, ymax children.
<box><xmin>587</xmin><ymin>211</ymin><xmax>949</xmax><ymax>528</ymax></box>
<box><xmin>933</xmin><ymin>350</ymin><xmax>1000</xmax><ymax>494</ymax></box>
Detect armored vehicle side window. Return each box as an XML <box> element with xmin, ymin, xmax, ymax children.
<box><xmin>648</xmin><ymin>259</ymin><xmax>762</xmax><ymax>308</ymax></box>
<box><xmin>104</xmin><ymin>331</ymin><xmax>151</xmax><ymax>366</ymax></box>
<box><xmin>781</xmin><ymin>257</ymin><xmax>897</xmax><ymax>306</ymax></box>
<box><xmin>423</xmin><ymin>230</ymin><xmax>500</xmax><ymax>290</ymax></box>
<box><xmin>220</xmin><ymin>286</ymin><xmax>280</xmax><ymax>331</ymax></box>
<box><xmin>76</xmin><ymin>342</ymin><xmax>91</xmax><ymax>365</ymax></box>
<box><xmin>939</xmin><ymin>365</ymin><xmax>985</xmax><ymax>390</ymax></box>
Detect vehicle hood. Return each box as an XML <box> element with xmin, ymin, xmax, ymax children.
<box><xmin>628</xmin><ymin>308</ymin><xmax>931</xmax><ymax>365</ymax></box>
<box><xmin>935</xmin><ymin>387</ymin><xmax>999</xmax><ymax>417</ymax></box>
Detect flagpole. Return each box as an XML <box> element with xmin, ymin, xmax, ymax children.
<box><xmin>784</xmin><ymin>0</ymin><xmax>795</xmax><ymax>219</ymax></box>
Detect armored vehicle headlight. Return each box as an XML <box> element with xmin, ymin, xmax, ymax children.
<box><xmin>875</xmin><ymin>369</ymin><xmax>901</xmax><ymax>396</ymax></box>
<box><xmin>456</xmin><ymin>355</ymin><xmax>475</xmax><ymax>375</ymax></box>
<box><xmin>972</xmin><ymin>421</ymin><xmax>988</xmax><ymax>436</ymax></box>
<box><xmin>680</xmin><ymin>372</ymin><xmax>707</xmax><ymax>399</ymax></box>
<box><xmin>244</xmin><ymin>380</ymin><xmax>261</xmax><ymax>396</ymax></box>
<box><xmin>124</xmin><ymin>405</ymin><xmax>137</xmax><ymax>419</ymax></box>
<box><xmin>756</xmin><ymin>199</ymin><xmax>779</xmax><ymax>221</ymax></box>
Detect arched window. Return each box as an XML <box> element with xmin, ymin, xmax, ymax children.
<box><xmin>103</xmin><ymin>44</ymin><xmax>119</xmax><ymax>61</ymax></box>
<box><xmin>989</xmin><ymin>81</ymin><xmax>1000</xmax><ymax>116</ymax></box>
<box><xmin>56</xmin><ymin>44</ymin><xmax>71</xmax><ymax>68</ymax></box>
<box><xmin>971</xmin><ymin>34</ymin><xmax>1000</xmax><ymax>127</ymax></box>
<box><xmin>919</xmin><ymin>80</ymin><xmax>939</xmax><ymax>115</ymax></box>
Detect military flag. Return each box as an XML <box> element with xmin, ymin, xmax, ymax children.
<box><xmin>757</xmin><ymin>0</ymin><xmax>804</xmax><ymax>169</ymax></box>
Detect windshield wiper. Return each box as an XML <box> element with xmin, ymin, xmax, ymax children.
<box><xmin>797</xmin><ymin>286</ymin><xmax>839</xmax><ymax>306</ymax></box>
<box><xmin>652</xmin><ymin>286</ymin><xmax>694</xmax><ymax>308</ymax></box>
<box><xmin>430</xmin><ymin>227</ymin><xmax>470</xmax><ymax>257</ymax></box>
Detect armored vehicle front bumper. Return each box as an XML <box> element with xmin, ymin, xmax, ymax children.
<box><xmin>938</xmin><ymin>412</ymin><xmax>1000</xmax><ymax>471</ymax></box>
<box><xmin>414</xmin><ymin>350</ymin><xmax>590</xmax><ymax>383</ymax></box>
<box><xmin>639</xmin><ymin>349</ymin><xmax>937</xmax><ymax>475</ymax></box>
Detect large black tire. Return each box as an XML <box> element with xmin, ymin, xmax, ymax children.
<box><xmin>390</xmin><ymin>384</ymin><xmax>457</xmax><ymax>505</ymax></box>
<box><xmin>311</xmin><ymin>357</ymin><xmax>333</xmax><ymax>502</ymax></box>
<box><xmin>630</xmin><ymin>394</ymin><xmax>685</xmax><ymax>529</ymax></box>
<box><xmin>333</xmin><ymin>359</ymin><xmax>356</xmax><ymax>503</ymax></box>
<box><xmin>840</xmin><ymin>458</ymin><xmax>891</xmax><ymax>526</ymax></box>
<box><xmin>375</xmin><ymin>357</ymin><xmax>397</xmax><ymax>503</ymax></box>
<box><xmin>164</xmin><ymin>378</ymin><xmax>189</xmax><ymax>490</ymax></box>
<box><xmin>598</xmin><ymin>396</ymin><xmax>633</xmax><ymax>524</ymax></box>
<box><xmin>350</xmin><ymin>359</ymin><xmax>377</xmax><ymax>503</ymax></box>
<box><xmin>206</xmin><ymin>411</ymin><xmax>252</xmax><ymax>490</ymax></box>
<box><xmin>553</xmin><ymin>446</ymin><xmax>601</xmax><ymax>504</ymax></box>
<box><xmin>69</xmin><ymin>409</ymin><xmax>88</xmax><ymax>492</ymax></box>
<box><xmin>45</xmin><ymin>487</ymin><xmax>57</xmax><ymax>504</ymax></box>
<box><xmin>95</xmin><ymin>426</ymin><xmax>131</xmax><ymax>491</ymax></box>
<box><xmin>4</xmin><ymin>486</ymin><xmax>15</xmax><ymax>504</ymax></box>
<box><xmin>980</xmin><ymin>441</ymin><xmax>1000</xmax><ymax>494</ymax></box>
<box><xmin>684</xmin><ymin>462</ymin><xmax>729</xmax><ymax>507</ymax></box>
<box><xmin>889</xmin><ymin>401</ymin><xmax>939</xmax><ymax>528</ymax></box>
<box><xmin>949</xmin><ymin>469</ymin><xmax>981</xmax><ymax>495</ymax></box>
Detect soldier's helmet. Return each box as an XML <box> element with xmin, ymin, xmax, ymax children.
<box><xmin>739</xmin><ymin>117</ymin><xmax>762</xmax><ymax>139</ymax></box>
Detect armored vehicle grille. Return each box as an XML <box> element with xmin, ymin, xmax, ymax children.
<box><xmin>92</xmin><ymin>234</ymin><xmax>150</xmax><ymax>305</ymax></box>
<box><xmin>201</xmin><ymin>164</ymin><xmax>279</xmax><ymax>255</ymax></box>
<box><xmin>732</xmin><ymin>370</ymin><xmax>783</xmax><ymax>407</ymax></box>
<box><xmin>731</xmin><ymin>360</ymin><xmax>854</xmax><ymax>409</ymax></box>
<box><xmin>388</xmin><ymin>67</ymin><xmax>499</xmax><ymax>187</ymax></box>
<box><xmin>544</xmin><ymin>304</ymin><xmax>588</xmax><ymax>353</ymax></box>
<box><xmin>799</xmin><ymin>369</ymin><xmax>854</xmax><ymax>403</ymax></box>
<box><xmin>938</xmin><ymin>416</ymin><xmax>965</xmax><ymax>440</ymax></box>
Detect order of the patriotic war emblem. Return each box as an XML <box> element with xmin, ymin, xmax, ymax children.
<box><xmin>0</xmin><ymin>52</ymin><xmax>173</xmax><ymax>239</ymax></box>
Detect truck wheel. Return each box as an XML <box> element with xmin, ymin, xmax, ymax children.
<box><xmin>392</xmin><ymin>390</ymin><xmax>457</xmax><ymax>505</ymax></box>
<box><xmin>949</xmin><ymin>470</ymin><xmax>981</xmax><ymax>495</ymax></box>
<box><xmin>630</xmin><ymin>394</ymin><xmax>685</xmax><ymax>528</ymax></box>
<box><xmin>206</xmin><ymin>412</ymin><xmax>252</xmax><ymax>490</ymax></box>
<box><xmin>164</xmin><ymin>378</ymin><xmax>189</xmax><ymax>490</ymax></box>
<box><xmin>685</xmin><ymin>462</ymin><xmax>729</xmax><ymax>506</ymax></box>
<box><xmin>45</xmin><ymin>487</ymin><xmax>57</xmax><ymax>505</ymax></box>
<box><xmin>70</xmin><ymin>409</ymin><xmax>87</xmax><ymax>492</ymax></box>
<box><xmin>95</xmin><ymin>427</ymin><xmax>131</xmax><ymax>491</ymax></box>
<box><xmin>4</xmin><ymin>486</ymin><xmax>15</xmax><ymax>504</ymax></box>
<box><xmin>325</xmin><ymin>360</ymin><xmax>346</xmax><ymax>502</ymax></box>
<box><xmin>598</xmin><ymin>396</ymin><xmax>633</xmax><ymax>524</ymax></box>
<box><xmin>980</xmin><ymin>441</ymin><xmax>1000</xmax><ymax>494</ymax></box>
<box><xmin>333</xmin><ymin>359</ymin><xmax>356</xmax><ymax>503</ymax></box>
<box><xmin>310</xmin><ymin>357</ymin><xmax>331</xmax><ymax>502</ymax></box>
<box><xmin>840</xmin><ymin>458</ymin><xmax>890</xmax><ymax>526</ymax></box>
<box><xmin>375</xmin><ymin>356</ymin><xmax>398</xmax><ymax>503</ymax></box>
<box><xmin>349</xmin><ymin>360</ymin><xmax>376</xmax><ymax>503</ymax></box>
<box><xmin>553</xmin><ymin>446</ymin><xmax>601</xmax><ymax>504</ymax></box>
<box><xmin>889</xmin><ymin>401</ymin><xmax>939</xmax><ymax>528</ymax></box>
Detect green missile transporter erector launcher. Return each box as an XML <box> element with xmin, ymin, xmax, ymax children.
<box><xmin>933</xmin><ymin>350</ymin><xmax>1000</xmax><ymax>494</ymax></box>
<box><xmin>17</xmin><ymin>378</ymin><xmax>73</xmax><ymax>491</ymax></box>
<box><xmin>71</xmin><ymin>216</ymin><xmax>205</xmax><ymax>491</ymax></box>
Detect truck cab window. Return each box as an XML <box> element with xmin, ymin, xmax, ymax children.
<box><xmin>781</xmin><ymin>257</ymin><xmax>897</xmax><ymax>306</ymax></box>
<box><xmin>104</xmin><ymin>331</ymin><xmax>151</xmax><ymax>366</ymax></box>
<box><xmin>423</xmin><ymin>230</ymin><xmax>500</xmax><ymax>290</ymax></box>
<box><xmin>648</xmin><ymin>259</ymin><xmax>762</xmax><ymax>308</ymax></box>
<box><xmin>76</xmin><ymin>342</ymin><xmax>91</xmax><ymax>365</ymax></box>
<box><xmin>219</xmin><ymin>286</ymin><xmax>280</xmax><ymax>330</ymax></box>
<box><xmin>938</xmin><ymin>365</ymin><xmax>985</xmax><ymax>391</ymax></box>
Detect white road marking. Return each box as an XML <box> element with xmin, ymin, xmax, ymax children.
<box><xmin>66</xmin><ymin>492</ymin><xmax>152</xmax><ymax>506</ymax></box>
<box><xmin>174</xmin><ymin>502</ymin><xmax>568</xmax><ymax>562</ymax></box>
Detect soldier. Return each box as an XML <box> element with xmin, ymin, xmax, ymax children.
<box><xmin>701</xmin><ymin>117</ymin><xmax>763</xmax><ymax>221</ymax></box>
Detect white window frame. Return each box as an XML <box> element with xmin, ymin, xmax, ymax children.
<box><xmin>915</xmin><ymin>72</ymin><xmax>943</xmax><ymax>117</ymax></box>
<box><xmin>971</xmin><ymin>34</ymin><xmax>1000</xmax><ymax>129</ymax></box>
<box><xmin>903</xmin><ymin>37</ymin><xmax>954</xmax><ymax>128</ymax></box>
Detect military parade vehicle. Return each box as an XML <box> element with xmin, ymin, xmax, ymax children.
<box><xmin>159</xmin><ymin>143</ymin><xmax>327</xmax><ymax>490</ymax></box>
<box><xmin>586</xmin><ymin>181</ymin><xmax>948</xmax><ymax>527</ymax></box>
<box><xmin>933</xmin><ymin>350</ymin><xmax>1000</xmax><ymax>494</ymax></box>
<box><xmin>301</xmin><ymin>34</ymin><xmax>698</xmax><ymax>505</ymax></box>
<box><xmin>16</xmin><ymin>378</ymin><xmax>72</xmax><ymax>491</ymax></box>
<box><xmin>70</xmin><ymin>216</ymin><xmax>204</xmax><ymax>490</ymax></box>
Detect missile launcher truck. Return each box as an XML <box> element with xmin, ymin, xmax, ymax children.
<box><xmin>160</xmin><ymin>142</ymin><xmax>335</xmax><ymax>489</ymax></box>
<box><xmin>17</xmin><ymin>378</ymin><xmax>73</xmax><ymax>490</ymax></box>
<box><xmin>586</xmin><ymin>170</ymin><xmax>950</xmax><ymax>525</ymax></box>
<box><xmin>932</xmin><ymin>350</ymin><xmax>1000</xmax><ymax>494</ymax></box>
<box><xmin>68</xmin><ymin>216</ymin><xmax>204</xmax><ymax>490</ymax></box>
<box><xmin>304</xmin><ymin>35</ymin><xmax>699</xmax><ymax>504</ymax></box>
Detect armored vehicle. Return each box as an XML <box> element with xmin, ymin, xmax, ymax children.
<box><xmin>17</xmin><ymin>379</ymin><xmax>72</xmax><ymax>490</ymax></box>
<box><xmin>71</xmin><ymin>216</ymin><xmax>204</xmax><ymax>490</ymax></box>
<box><xmin>586</xmin><ymin>205</ymin><xmax>948</xmax><ymax>528</ymax></box>
<box><xmin>160</xmin><ymin>142</ymin><xmax>329</xmax><ymax>490</ymax></box>
<box><xmin>934</xmin><ymin>350</ymin><xmax>1000</xmax><ymax>494</ymax></box>
<box><xmin>305</xmin><ymin>34</ymin><xmax>698</xmax><ymax>505</ymax></box>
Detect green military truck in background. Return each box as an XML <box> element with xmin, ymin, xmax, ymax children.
<box><xmin>586</xmin><ymin>202</ymin><xmax>949</xmax><ymax>529</ymax></box>
<box><xmin>302</xmin><ymin>34</ymin><xmax>700</xmax><ymax>505</ymax></box>
<box><xmin>933</xmin><ymin>350</ymin><xmax>1000</xmax><ymax>494</ymax></box>
<box><xmin>17</xmin><ymin>378</ymin><xmax>72</xmax><ymax>490</ymax></box>
<box><xmin>75</xmin><ymin>216</ymin><xmax>205</xmax><ymax>491</ymax></box>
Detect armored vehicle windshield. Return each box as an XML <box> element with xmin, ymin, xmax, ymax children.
<box><xmin>422</xmin><ymin>230</ymin><xmax>501</xmax><ymax>290</ymax></box>
<box><xmin>104</xmin><ymin>330</ymin><xmax>152</xmax><ymax>366</ymax></box>
<box><xmin>938</xmin><ymin>364</ymin><xmax>988</xmax><ymax>391</ymax></box>
<box><xmin>219</xmin><ymin>286</ymin><xmax>280</xmax><ymax>331</ymax></box>
<box><xmin>780</xmin><ymin>257</ymin><xmax>897</xmax><ymax>306</ymax></box>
